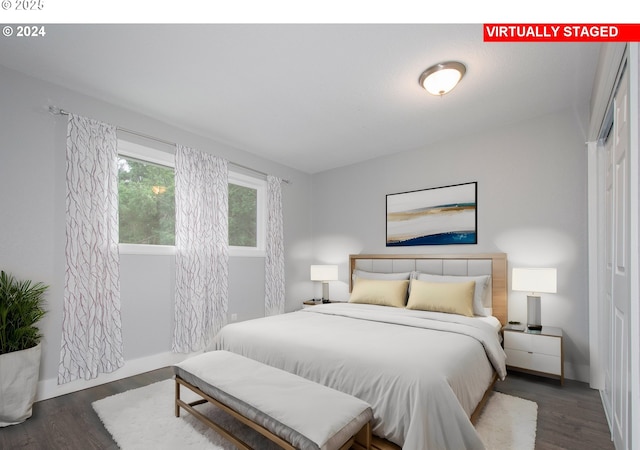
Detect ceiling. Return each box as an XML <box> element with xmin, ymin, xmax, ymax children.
<box><xmin>0</xmin><ymin>24</ymin><xmax>601</xmax><ymax>173</ymax></box>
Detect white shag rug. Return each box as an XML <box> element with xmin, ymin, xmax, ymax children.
<box><xmin>93</xmin><ymin>379</ymin><xmax>537</xmax><ymax>450</ymax></box>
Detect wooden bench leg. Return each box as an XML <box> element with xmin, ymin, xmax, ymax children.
<box><xmin>174</xmin><ymin>378</ymin><xmax>180</xmax><ymax>417</ymax></box>
<box><xmin>174</xmin><ymin>376</ymin><xmax>280</xmax><ymax>450</ymax></box>
<box><xmin>352</xmin><ymin>421</ymin><xmax>371</xmax><ymax>450</ymax></box>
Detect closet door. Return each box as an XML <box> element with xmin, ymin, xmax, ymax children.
<box><xmin>591</xmin><ymin>45</ymin><xmax>638</xmax><ymax>450</ymax></box>
<box><xmin>611</xmin><ymin>65</ymin><xmax>630</xmax><ymax>450</ymax></box>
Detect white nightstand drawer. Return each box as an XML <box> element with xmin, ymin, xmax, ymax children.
<box><xmin>533</xmin><ymin>353</ymin><xmax>562</xmax><ymax>375</ymax></box>
<box><xmin>532</xmin><ymin>335</ymin><xmax>561</xmax><ymax>357</ymax></box>
<box><xmin>504</xmin><ymin>331</ymin><xmax>530</xmax><ymax>351</ymax></box>
<box><xmin>505</xmin><ymin>349</ymin><xmax>562</xmax><ymax>375</ymax></box>
<box><xmin>504</xmin><ymin>332</ymin><xmax>561</xmax><ymax>357</ymax></box>
<box><xmin>505</xmin><ymin>348</ymin><xmax>531</xmax><ymax>368</ymax></box>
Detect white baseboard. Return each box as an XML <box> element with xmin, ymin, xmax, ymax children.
<box><xmin>36</xmin><ymin>350</ymin><xmax>201</xmax><ymax>402</ymax></box>
<box><xmin>599</xmin><ymin>388</ymin><xmax>614</xmax><ymax>438</ymax></box>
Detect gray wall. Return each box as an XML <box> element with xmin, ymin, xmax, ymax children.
<box><xmin>311</xmin><ymin>107</ymin><xmax>591</xmax><ymax>381</ymax></box>
<box><xmin>0</xmin><ymin>65</ymin><xmax>314</xmax><ymax>392</ymax></box>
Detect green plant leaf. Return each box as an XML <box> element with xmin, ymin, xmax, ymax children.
<box><xmin>0</xmin><ymin>270</ymin><xmax>48</xmax><ymax>354</ymax></box>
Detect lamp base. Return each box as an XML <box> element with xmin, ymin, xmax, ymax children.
<box><xmin>321</xmin><ymin>282</ymin><xmax>329</xmax><ymax>301</ymax></box>
<box><xmin>526</xmin><ymin>295</ymin><xmax>542</xmax><ymax>330</ymax></box>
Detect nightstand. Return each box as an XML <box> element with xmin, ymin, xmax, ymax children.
<box><xmin>503</xmin><ymin>326</ymin><xmax>564</xmax><ymax>385</ymax></box>
<box><xmin>302</xmin><ymin>300</ymin><xmax>343</xmax><ymax>308</ymax></box>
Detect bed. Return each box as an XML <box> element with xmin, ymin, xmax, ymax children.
<box><xmin>211</xmin><ymin>253</ymin><xmax>508</xmax><ymax>450</ymax></box>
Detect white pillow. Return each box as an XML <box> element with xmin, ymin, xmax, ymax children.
<box><xmin>352</xmin><ymin>269</ymin><xmax>412</xmax><ymax>284</ymax></box>
<box><xmin>413</xmin><ymin>272</ymin><xmax>490</xmax><ymax>316</ymax></box>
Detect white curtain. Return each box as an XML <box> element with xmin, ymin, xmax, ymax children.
<box><xmin>59</xmin><ymin>114</ymin><xmax>124</xmax><ymax>384</ymax></box>
<box><xmin>265</xmin><ymin>176</ymin><xmax>285</xmax><ymax>316</ymax></box>
<box><xmin>173</xmin><ymin>145</ymin><xmax>229</xmax><ymax>353</ymax></box>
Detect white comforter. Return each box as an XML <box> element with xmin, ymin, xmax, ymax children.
<box><xmin>211</xmin><ymin>303</ymin><xmax>506</xmax><ymax>450</ymax></box>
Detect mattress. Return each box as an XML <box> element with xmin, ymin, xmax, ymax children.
<box><xmin>211</xmin><ymin>302</ymin><xmax>506</xmax><ymax>450</ymax></box>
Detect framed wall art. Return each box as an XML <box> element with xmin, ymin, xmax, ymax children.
<box><xmin>386</xmin><ymin>182</ymin><xmax>477</xmax><ymax>246</ymax></box>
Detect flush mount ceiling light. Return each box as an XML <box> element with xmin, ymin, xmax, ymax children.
<box><xmin>419</xmin><ymin>61</ymin><xmax>466</xmax><ymax>96</ymax></box>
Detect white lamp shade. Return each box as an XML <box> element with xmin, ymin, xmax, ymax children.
<box><xmin>512</xmin><ymin>268</ymin><xmax>557</xmax><ymax>294</ymax></box>
<box><xmin>419</xmin><ymin>61</ymin><xmax>466</xmax><ymax>96</ymax></box>
<box><xmin>310</xmin><ymin>265</ymin><xmax>338</xmax><ymax>281</ymax></box>
<box><xmin>422</xmin><ymin>69</ymin><xmax>462</xmax><ymax>95</ymax></box>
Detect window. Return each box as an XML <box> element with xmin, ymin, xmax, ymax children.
<box><xmin>118</xmin><ymin>157</ymin><xmax>175</xmax><ymax>245</ymax></box>
<box><xmin>117</xmin><ymin>139</ymin><xmax>265</xmax><ymax>256</ymax></box>
<box><xmin>118</xmin><ymin>139</ymin><xmax>176</xmax><ymax>255</ymax></box>
<box><xmin>228</xmin><ymin>171</ymin><xmax>265</xmax><ymax>257</ymax></box>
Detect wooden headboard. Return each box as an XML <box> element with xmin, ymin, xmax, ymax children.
<box><xmin>349</xmin><ymin>253</ymin><xmax>508</xmax><ymax>325</ymax></box>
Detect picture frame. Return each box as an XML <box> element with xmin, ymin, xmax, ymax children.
<box><xmin>386</xmin><ymin>182</ymin><xmax>477</xmax><ymax>246</ymax></box>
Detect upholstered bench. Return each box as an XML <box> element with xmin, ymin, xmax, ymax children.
<box><xmin>174</xmin><ymin>351</ymin><xmax>373</xmax><ymax>450</ymax></box>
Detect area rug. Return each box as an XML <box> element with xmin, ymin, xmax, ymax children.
<box><xmin>93</xmin><ymin>379</ymin><xmax>537</xmax><ymax>450</ymax></box>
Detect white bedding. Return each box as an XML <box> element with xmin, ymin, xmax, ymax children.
<box><xmin>476</xmin><ymin>314</ymin><xmax>502</xmax><ymax>333</ymax></box>
<box><xmin>211</xmin><ymin>303</ymin><xmax>506</xmax><ymax>450</ymax></box>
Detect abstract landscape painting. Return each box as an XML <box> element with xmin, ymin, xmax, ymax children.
<box><xmin>386</xmin><ymin>182</ymin><xmax>477</xmax><ymax>246</ymax></box>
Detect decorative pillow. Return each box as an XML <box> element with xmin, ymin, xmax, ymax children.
<box><xmin>414</xmin><ymin>273</ymin><xmax>490</xmax><ymax>316</ymax></box>
<box><xmin>406</xmin><ymin>279</ymin><xmax>475</xmax><ymax>317</ymax></box>
<box><xmin>349</xmin><ymin>278</ymin><xmax>409</xmax><ymax>308</ymax></box>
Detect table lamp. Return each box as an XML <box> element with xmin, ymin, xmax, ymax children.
<box><xmin>512</xmin><ymin>268</ymin><xmax>557</xmax><ymax>331</ymax></box>
<box><xmin>310</xmin><ymin>265</ymin><xmax>338</xmax><ymax>302</ymax></box>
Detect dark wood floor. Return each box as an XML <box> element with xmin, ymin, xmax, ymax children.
<box><xmin>494</xmin><ymin>371</ymin><xmax>614</xmax><ymax>450</ymax></box>
<box><xmin>0</xmin><ymin>367</ymin><xmax>173</xmax><ymax>450</ymax></box>
<box><xmin>0</xmin><ymin>368</ymin><xmax>614</xmax><ymax>450</ymax></box>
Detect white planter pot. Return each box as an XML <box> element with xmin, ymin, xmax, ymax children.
<box><xmin>0</xmin><ymin>343</ymin><xmax>42</xmax><ymax>427</ymax></box>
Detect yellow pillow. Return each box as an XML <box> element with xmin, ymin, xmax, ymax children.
<box><xmin>349</xmin><ymin>278</ymin><xmax>409</xmax><ymax>308</ymax></box>
<box><xmin>406</xmin><ymin>279</ymin><xmax>475</xmax><ymax>316</ymax></box>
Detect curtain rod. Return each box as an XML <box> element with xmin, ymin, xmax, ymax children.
<box><xmin>48</xmin><ymin>106</ymin><xmax>291</xmax><ymax>185</ymax></box>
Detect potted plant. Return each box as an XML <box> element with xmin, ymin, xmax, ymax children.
<box><xmin>0</xmin><ymin>270</ymin><xmax>48</xmax><ymax>427</ymax></box>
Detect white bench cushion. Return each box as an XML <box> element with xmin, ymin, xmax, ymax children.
<box><xmin>174</xmin><ymin>350</ymin><xmax>372</xmax><ymax>450</ymax></box>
